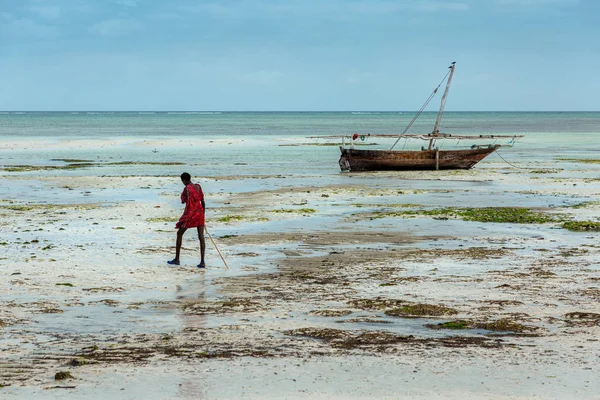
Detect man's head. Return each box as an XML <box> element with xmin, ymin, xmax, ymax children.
<box><xmin>180</xmin><ymin>172</ymin><xmax>191</xmax><ymax>185</ymax></box>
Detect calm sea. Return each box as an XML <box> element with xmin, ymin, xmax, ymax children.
<box><xmin>1</xmin><ymin>111</ymin><xmax>600</xmax><ymax>138</ymax></box>
<box><xmin>1</xmin><ymin>112</ymin><xmax>600</xmax><ymax>180</ymax></box>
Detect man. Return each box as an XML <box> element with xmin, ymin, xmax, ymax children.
<box><xmin>167</xmin><ymin>172</ymin><xmax>206</xmax><ymax>268</ymax></box>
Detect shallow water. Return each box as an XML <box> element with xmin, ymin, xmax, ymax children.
<box><xmin>2</xmin><ymin>111</ymin><xmax>600</xmax><ymax>177</ymax></box>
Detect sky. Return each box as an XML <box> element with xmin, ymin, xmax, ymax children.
<box><xmin>0</xmin><ymin>0</ymin><xmax>598</xmax><ymax>111</ymax></box>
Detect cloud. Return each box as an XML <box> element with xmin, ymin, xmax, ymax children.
<box><xmin>179</xmin><ymin>0</ymin><xmax>470</xmax><ymax>20</ymax></box>
<box><xmin>415</xmin><ymin>1</ymin><xmax>470</xmax><ymax>12</ymax></box>
<box><xmin>29</xmin><ymin>6</ymin><xmax>61</xmax><ymax>19</ymax></box>
<box><xmin>89</xmin><ymin>18</ymin><xmax>144</xmax><ymax>36</ymax></box>
<box><xmin>113</xmin><ymin>0</ymin><xmax>141</xmax><ymax>8</ymax></box>
<box><xmin>345</xmin><ymin>71</ymin><xmax>382</xmax><ymax>84</ymax></box>
<box><xmin>495</xmin><ymin>0</ymin><xmax>579</xmax><ymax>6</ymax></box>
<box><xmin>0</xmin><ymin>12</ymin><xmax>61</xmax><ymax>39</ymax></box>
<box><xmin>238</xmin><ymin>70</ymin><xmax>285</xmax><ymax>85</ymax></box>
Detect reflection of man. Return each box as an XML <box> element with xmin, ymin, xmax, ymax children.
<box><xmin>176</xmin><ymin>279</ymin><xmax>207</xmax><ymax>399</ymax></box>
<box><xmin>167</xmin><ymin>172</ymin><xmax>206</xmax><ymax>268</ymax></box>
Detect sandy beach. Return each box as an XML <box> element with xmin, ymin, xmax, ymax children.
<box><xmin>1</xmin><ymin>136</ymin><xmax>599</xmax><ymax>399</ymax></box>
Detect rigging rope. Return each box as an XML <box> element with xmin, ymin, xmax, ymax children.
<box><xmin>390</xmin><ymin>69</ymin><xmax>453</xmax><ymax>150</ymax></box>
<box><xmin>494</xmin><ymin>150</ymin><xmax>528</xmax><ymax>170</ymax></box>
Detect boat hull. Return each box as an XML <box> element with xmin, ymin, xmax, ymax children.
<box><xmin>339</xmin><ymin>146</ymin><xmax>500</xmax><ymax>172</ymax></box>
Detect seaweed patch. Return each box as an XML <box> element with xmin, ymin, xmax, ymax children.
<box><xmin>385</xmin><ymin>304</ymin><xmax>458</xmax><ymax>317</ymax></box>
<box><xmin>562</xmin><ymin>221</ymin><xmax>600</xmax><ymax>232</ymax></box>
<box><xmin>426</xmin><ymin>318</ymin><xmax>539</xmax><ymax>333</ymax></box>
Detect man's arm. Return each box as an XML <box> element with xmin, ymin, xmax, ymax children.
<box><xmin>181</xmin><ymin>187</ymin><xmax>188</xmax><ymax>204</ymax></box>
<box><xmin>201</xmin><ymin>200</ymin><xmax>206</xmax><ymax>211</ymax></box>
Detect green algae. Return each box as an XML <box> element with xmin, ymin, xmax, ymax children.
<box><xmin>530</xmin><ymin>169</ymin><xmax>561</xmax><ymax>174</ymax></box>
<box><xmin>347</xmin><ymin>297</ymin><xmax>408</xmax><ymax>310</ymax></box>
<box><xmin>3</xmin><ymin>205</ymin><xmax>40</xmax><ymax>211</ymax></box>
<box><xmin>3</xmin><ymin>163</ymin><xmax>96</xmax><ymax>172</ymax></box>
<box><xmin>183</xmin><ymin>298</ymin><xmax>264</xmax><ymax>314</ymax></box>
<box><xmin>427</xmin><ymin>318</ymin><xmax>537</xmax><ymax>333</ymax></box>
<box><xmin>458</xmin><ymin>208</ymin><xmax>556</xmax><ymax>224</ymax></box>
<box><xmin>220</xmin><ymin>298</ymin><xmax>261</xmax><ymax>309</ymax></box>
<box><xmin>37</xmin><ymin>307</ymin><xmax>63</xmax><ymax>314</ymax></box>
<box><xmin>567</xmin><ymin>201</ymin><xmax>600</xmax><ymax>209</ymax></box>
<box><xmin>0</xmin><ymin>203</ymin><xmax>99</xmax><ymax>212</ymax></box>
<box><xmin>372</xmin><ymin>207</ymin><xmax>556</xmax><ymax>224</ymax></box>
<box><xmin>217</xmin><ymin>215</ymin><xmax>246</xmax><ymax>222</ymax></box>
<box><xmin>562</xmin><ymin>220</ymin><xmax>600</xmax><ymax>231</ymax></box>
<box><xmin>310</xmin><ymin>309</ymin><xmax>353</xmax><ymax>317</ymax></box>
<box><xmin>336</xmin><ymin>318</ymin><xmax>392</xmax><ymax>324</ymax></box>
<box><xmin>284</xmin><ymin>327</ymin><xmax>349</xmax><ymax>341</ymax></box>
<box><xmin>146</xmin><ymin>217</ymin><xmax>178</xmax><ymax>223</ymax></box>
<box><xmin>77</xmin><ymin>345</ymin><xmax>154</xmax><ymax>363</ymax></box>
<box><xmin>51</xmin><ymin>159</ymin><xmax>93</xmax><ymax>163</ymax></box>
<box><xmin>558</xmin><ymin>158</ymin><xmax>600</xmax><ymax>164</ymax></box>
<box><xmin>372</xmin><ymin>208</ymin><xmax>449</xmax><ymax>219</ymax></box>
<box><xmin>56</xmin><ymin>283</ymin><xmax>74</xmax><ymax>287</ymax></box>
<box><xmin>336</xmin><ymin>331</ymin><xmax>414</xmax><ymax>349</ymax></box>
<box><xmin>82</xmin><ymin>286</ymin><xmax>125</xmax><ymax>293</ymax></box>
<box><xmin>3</xmin><ymin>160</ymin><xmax>184</xmax><ymax>172</ymax></box>
<box><xmin>426</xmin><ymin>320</ymin><xmax>470</xmax><ymax>330</ymax></box>
<box><xmin>54</xmin><ymin>371</ymin><xmax>74</xmax><ymax>380</ymax></box>
<box><xmin>351</xmin><ymin>203</ymin><xmax>422</xmax><ymax>209</ymax></box>
<box><xmin>271</xmin><ymin>208</ymin><xmax>317</xmax><ymax>214</ymax></box>
<box><xmin>476</xmin><ymin>318</ymin><xmax>534</xmax><ymax>333</ymax></box>
<box><xmin>69</xmin><ymin>357</ymin><xmax>87</xmax><ymax>366</ymax></box>
<box><xmin>385</xmin><ymin>304</ymin><xmax>458</xmax><ymax>317</ymax></box>
<box><xmin>107</xmin><ymin>161</ymin><xmax>185</xmax><ymax>165</ymax></box>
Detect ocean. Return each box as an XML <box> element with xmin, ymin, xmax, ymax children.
<box><xmin>1</xmin><ymin>111</ymin><xmax>599</xmax><ymax>181</ymax></box>
<box><xmin>2</xmin><ymin>111</ymin><xmax>600</xmax><ymax>138</ymax></box>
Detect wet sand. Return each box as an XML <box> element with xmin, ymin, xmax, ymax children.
<box><xmin>1</xmin><ymin>143</ymin><xmax>600</xmax><ymax>399</ymax></box>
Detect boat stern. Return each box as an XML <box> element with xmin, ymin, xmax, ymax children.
<box><xmin>339</xmin><ymin>146</ymin><xmax>351</xmax><ymax>171</ymax></box>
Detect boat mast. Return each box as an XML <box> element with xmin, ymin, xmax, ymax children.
<box><xmin>428</xmin><ymin>61</ymin><xmax>456</xmax><ymax>150</ymax></box>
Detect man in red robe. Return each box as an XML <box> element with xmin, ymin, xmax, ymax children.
<box><xmin>168</xmin><ymin>172</ymin><xmax>206</xmax><ymax>268</ymax></box>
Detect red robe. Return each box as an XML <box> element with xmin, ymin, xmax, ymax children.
<box><xmin>176</xmin><ymin>183</ymin><xmax>205</xmax><ymax>229</ymax></box>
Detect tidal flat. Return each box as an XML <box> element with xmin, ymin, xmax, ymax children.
<box><xmin>1</xmin><ymin>137</ymin><xmax>600</xmax><ymax>399</ymax></box>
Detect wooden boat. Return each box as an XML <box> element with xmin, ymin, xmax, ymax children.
<box><xmin>339</xmin><ymin>144</ymin><xmax>500</xmax><ymax>172</ymax></box>
<box><xmin>314</xmin><ymin>63</ymin><xmax>523</xmax><ymax>172</ymax></box>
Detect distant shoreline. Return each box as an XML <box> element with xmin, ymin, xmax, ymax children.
<box><xmin>1</xmin><ymin>110</ymin><xmax>599</xmax><ymax>114</ymax></box>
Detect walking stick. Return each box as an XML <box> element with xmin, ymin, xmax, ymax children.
<box><xmin>205</xmin><ymin>226</ymin><xmax>229</xmax><ymax>270</ymax></box>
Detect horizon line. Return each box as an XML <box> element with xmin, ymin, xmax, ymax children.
<box><xmin>1</xmin><ymin>110</ymin><xmax>599</xmax><ymax>113</ymax></box>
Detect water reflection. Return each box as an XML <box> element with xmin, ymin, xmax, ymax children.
<box><xmin>176</xmin><ymin>274</ymin><xmax>207</xmax><ymax>399</ymax></box>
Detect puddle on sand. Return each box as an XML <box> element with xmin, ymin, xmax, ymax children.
<box><xmin>245</xmin><ymin>309</ymin><xmax>508</xmax><ymax>340</ymax></box>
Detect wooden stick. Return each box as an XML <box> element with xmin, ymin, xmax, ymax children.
<box><xmin>205</xmin><ymin>226</ymin><xmax>229</xmax><ymax>269</ymax></box>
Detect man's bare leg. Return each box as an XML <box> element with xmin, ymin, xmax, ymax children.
<box><xmin>175</xmin><ymin>227</ymin><xmax>187</xmax><ymax>261</ymax></box>
<box><xmin>197</xmin><ymin>226</ymin><xmax>206</xmax><ymax>266</ymax></box>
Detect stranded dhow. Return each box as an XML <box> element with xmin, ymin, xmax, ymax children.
<box><xmin>311</xmin><ymin>63</ymin><xmax>523</xmax><ymax>172</ymax></box>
